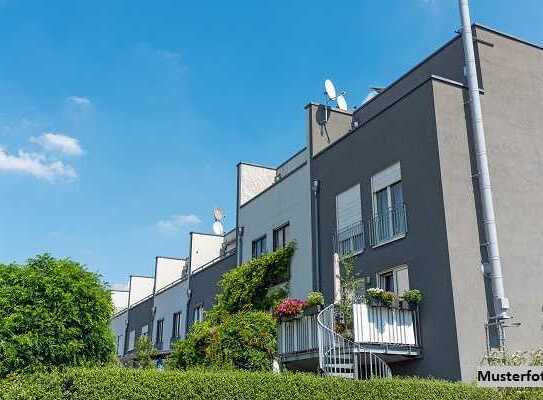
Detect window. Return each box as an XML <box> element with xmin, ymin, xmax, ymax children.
<box><xmin>141</xmin><ymin>324</ymin><xmax>148</xmax><ymax>337</ymax></box>
<box><xmin>193</xmin><ymin>305</ymin><xmax>204</xmax><ymax>323</ymax></box>
<box><xmin>335</xmin><ymin>184</ymin><xmax>363</xmax><ymax>256</ymax></box>
<box><xmin>377</xmin><ymin>266</ymin><xmax>409</xmax><ymax>297</ymax></box>
<box><xmin>252</xmin><ymin>236</ymin><xmax>267</xmax><ymax>258</ymax></box>
<box><xmin>128</xmin><ymin>330</ymin><xmax>135</xmax><ymax>351</ymax></box>
<box><xmin>273</xmin><ymin>223</ymin><xmax>289</xmax><ymax>251</ymax></box>
<box><xmin>116</xmin><ymin>335</ymin><xmax>124</xmax><ymax>355</ymax></box>
<box><xmin>172</xmin><ymin>312</ymin><xmax>182</xmax><ymax>339</ymax></box>
<box><xmin>371</xmin><ymin>163</ymin><xmax>407</xmax><ymax>245</ymax></box>
<box><xmin>155</xmin><ymin>319</ymin><xmax>164</xmax><ymax>346</ymax></box>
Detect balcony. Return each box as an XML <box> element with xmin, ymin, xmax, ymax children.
<box><xmin>333</xmin><ymin>204</ymin><xmax>407</xmax><ymax>256</ymax></box>
<box><xmin>352</xmin><ymin>302</ymin><xmax>421</xmax><ymax>357</ymax></box>
<box><xmin>277</xmin><ymin>311</ymin><xmax>319</xmax><ymax>363</ymax></box>
<box><xmin>368</xmin><ymin>204</ymin><xmax>407</xmax><ymax>247</ymax></box>
<box><xmin>334</xmin><ymin>220</ymin><xmax>365</xmax><ymax>257</ymax></box>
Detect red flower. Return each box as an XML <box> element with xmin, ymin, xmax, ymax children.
<box><xmin>274</xmin><ymin>298</ymin><xmax>307</xmax><ymax>317</ymax></box>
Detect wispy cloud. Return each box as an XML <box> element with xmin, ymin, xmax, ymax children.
<box><xmin>0</xmin><ymin>147</ymin><xmax>77</xmax><ymax>182</ymax></box>
<box><xmin>67</xmin><ymin>96</ymin><xmax>92</xmax><ymax>107</ymax></box>
<box><xmin>30</xmin><ymin>133</ymin><xmax>83</xmax><ymax>156</ymax></box>
<box><xmin>156</xmin><ymin>214</ymin><xmax>201</xmax><ymax>235</ymax></box>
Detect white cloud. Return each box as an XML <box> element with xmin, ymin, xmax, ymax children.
<box><xmin>67</xmin><ymin>96</ymin><xmax>92</xmax><ymax>107</ymax></box>
<box><xmin>156</xmin><ymin>214</ymin><xmax>201</xmax><ymax>234</ymax></box>
<box><xmin>0</xmin><ymin>147</ymin><xmax>77</xmax><ymax>182</ymax></box>
<box><xmin>30</xmin><ymin>133</ymin><xmax>83</xmax><ymax>156</ymax></box>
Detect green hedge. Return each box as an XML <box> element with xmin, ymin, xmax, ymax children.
<box><xmin>2</xmin><ymin>368</ymin><xmax>543</xmax><ymax>400</ymax></box>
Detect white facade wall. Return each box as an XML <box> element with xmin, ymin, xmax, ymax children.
<box><xmin>129</xmin><ymin>276</ymin><xmax>154</xmax><ymax>306</ymax></box>
<box><xmin>190</xmin><ymin>233</ymin><xmax>223</xmax><ymax>272</ymax></box>
<box><xmin>239</xmin><ymin>163</ymin><xmax>276</xmax><ymax>205</ymax></box>
<box><xmin>110</xmin><ymin>310</ymin><xmax>127</xmax><ymax>356</ymax></box>
<box><xmin>153</xmin><ymin>277</ymin><xmax>190</xmax><ymax>352</ymax></box>
<box><xmin>111</xmin><ymin>290</ymin><xmax>129</xmax><ymax>313</ymax></box>
<box><xmin>238</xmin><ymin>160</ymin><xmax>313</xmax><ymax>299</ymax></box>
<box><xmin>155</xmin><ymin>257</ymin><xmax>187</xmax><ymax>292</ymax></box>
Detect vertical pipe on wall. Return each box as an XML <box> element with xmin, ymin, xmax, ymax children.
<box><xmin>458</xmin><ymin>0</ymin><xmax>510</xmax><ymax>325</ymax></box>
<box><xmin>312</xmin><ymin>179</ymin><xmax>321</xmax><ymax>292</ymax></box>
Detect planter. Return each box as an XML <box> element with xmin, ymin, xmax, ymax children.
<box><xmin>303</xmin><ymin>304</ymin><xmax>321</xmax><ymax>316</ymax></box>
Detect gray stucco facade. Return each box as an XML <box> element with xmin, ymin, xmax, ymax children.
<box><xmin>238</xmin><ymin>152</ymin><xmax>313</xmax><ymax>299</ymax></box>
<box><xmin>309</xmin><ymin>25</ymin><xmax>543</xmax><ymax>381</ymax></box>
<box><xmin>153</xmin><ymin>276</ymin><xmax>190</xmax><ymax>353</ymax></box>
<box><xmin>125</xmin><ymin>296</ymin><xmax>154</xmax><ymax>355</ymax></box>
<box><xmin>186</xmin><ymin>253</ymin><xmax>237</xmax><ymax>329</ymax></box>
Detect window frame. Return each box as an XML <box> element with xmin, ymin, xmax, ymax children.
<box><xmin>273</xmin><ymin>223</ymin><xmax>289</xmax><ymax>251</ymax></box>
<box><xmin>376</xmin><ymin>265</ymin><xmax>409</xmax><ymax>298</ymax></box>
<box><xmin>371</xmin><ymin>163</ymin><xmax>406</xmax><ymax>247</ymax></box>
<box><xmin>155</xmin><ymin>318</ymin><xmax>164</xmax><ymax>346</ymax></box>
<box><xmin>172</xmin><ymin>311</ymin><xmax>182</xmax><ymax>340</ymax></box>
<box><xmin>251</xmin><ymin>235</ymin><xmax>267</xmax><ymax>258</ymax></box>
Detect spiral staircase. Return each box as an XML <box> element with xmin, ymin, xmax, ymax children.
<box><xmin>317</xmin><ymin>303</ymin><xmax>392</xmax><ymax>379</ymax></box>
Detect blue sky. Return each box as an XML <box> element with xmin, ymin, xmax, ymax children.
<box><xmin>1</xmin><ymin>1</ymin><xmax>542</xmax><ymax>288</ymax></box>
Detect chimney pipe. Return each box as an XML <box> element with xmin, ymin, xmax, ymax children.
<box><xmin>458</xmin><ymin>0</ymin><xmax>510</xmax><ymax>330</ymax></box>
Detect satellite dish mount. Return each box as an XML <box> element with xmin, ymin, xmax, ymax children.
<box><xmin>323</xmin><ymin>79</ymin><xmax>349</xmax><ymax>122</ymax></box>
<box><xmin>212</xmin><ymin>208</ymin><xmax>224</xmax><ymax>235</ymax></box>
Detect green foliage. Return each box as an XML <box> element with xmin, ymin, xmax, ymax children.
<box><xmin>133</xmin><ymin>336</ymin><xmax>158</xmax><ymax>369</ymax></box>
<box><xmin>306</xmin><ymin>291</ymin><xmax>324</xmax><ymax>307</ymax></box>
<box><xmin>168</xmin><ymin>312</ymin><xmax>276</xmax><ymax>371</ymax></box>
<box><xmin>0</xmin><ymin>254</ymin><xmax>115</xmax><ymax>377</ymax></box>
<box><xmin>484</xmin><ymin>349</ymin><xmax>543</xmax><ymax>366</ymax></box>
<box><xmin>381</xmin><ymin>291</ymin><xmax>396</xmax><ymax>306</ymax></box>
<box><xmin>338</xmin><ymin>255</ymin><xmax>363</xmax><ymax>337</ymax></box>
<box><xmin>215</xmin><ymin>242</ymin><xmax>295</xmax><ymax>314</ymax></box>
<box><xmin>402</xmin><ymin>289</ymin><xmax>423</xmax><ymax>305</ymax></box>
<box><xmin>2</xmin><ymin>367</ymin><xmax>540</xmax><ymax>400</ymax></box>
<box><xmin>168</xmin><ymin>244</ymin><xmax>295</xmax><ymax>372</ymax></box>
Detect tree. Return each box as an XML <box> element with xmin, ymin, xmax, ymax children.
<box><xmin>0</xmin><ymin>254</ymin><xmax>115</xmax><ymax>376</ymax></box>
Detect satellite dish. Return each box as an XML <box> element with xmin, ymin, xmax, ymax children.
<box><xmin>336</xmin><ymin>94</ymin><xmax>348</xmax><ymax>111</ymax></box>
<box><xmin>212</xmin><ymin>221</ymin><xmax>224</xmax><ymax>235</ymax></box>
<box><xmin>213</xmin><ymin>208</ymin><xmax>223</xmax><ymax>222</ymax></box>
<box><xmin>324</xmin><ymin>79</ymin><xmax>337</xmax><ymax>100</ymax></box>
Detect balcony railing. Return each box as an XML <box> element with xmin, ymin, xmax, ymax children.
<box><xmin>352</xmin><ymin>302</ymin><xmax>421</xmax><ymax>353</ymax></box>
<box><xmin>277</xmin><ymin>313</ymin><xmax>319</xmax><ymax>357</ymax></box>
<box><xmin>368</xmin><ymin>204</ymin><xmax>407</xmax><ymax>246</ymax></box>
<box><xmin>333</xmin><ymin>204</ymin><xmax>408</xmax><ymax>255</ymax></box>
<box><xmin>333</xmin><ymin>220</ymin><xmax>365</xmax><ymax>257</ymax></box>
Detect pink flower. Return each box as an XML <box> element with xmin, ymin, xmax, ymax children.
<box><xmin>274</xmin><ymin>298</ymin><xmax>307</xmax><ymax>317</ymax></box>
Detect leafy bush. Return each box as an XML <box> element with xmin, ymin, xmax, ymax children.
<box><xmin>365</xmin><ymin>288</ymin><xmax>397</xmax><ymax>306</ymax></box>
<box><xmin>0</xmin><ymin>255</ymin><xmax>115</xmax><ymax>377</ymax></box>
<box><xmin>306</xmin><ymin>291</ymin><xmax>324</xmax><ymax>307</ymax></box>
<box><xmin>132</xmin><ymin>336</ymin><xmax>158</xmax><ymax>369</ymax></box>
<box><xmin>168</xmin><ymin>311</ymin><xmax>276</xmax><ymax>371</ymax></box>
<box><xmin>215</xmin><ymin>242</ymin><xmax>295</xmax><ymax>314</ymax></box>
<box><xmin>402</xmin><ymin>289</ymin><xmax>423</xmax><ymax>305</ymax></box>
<box><xmin>2</xmin><ymin>367</ymin><xmax>540</xmax><ymax>400</ymax></box>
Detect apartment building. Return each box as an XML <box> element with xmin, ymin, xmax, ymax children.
<box><xmin>236</xmin><ymin>149</ymin><xmax>314</xmax><ymax>299</ymax></box>
<box><xmin>110</xmin><ymin>22</ymin><xmax>542</xmax><ymax>382</ymax></box>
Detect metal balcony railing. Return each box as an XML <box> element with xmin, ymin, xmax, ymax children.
<box><xmin>317</xmin><ymin>304</ymin><xmax>392</xmax><ymax>379</ymax></box>
<box><xmin>277</xmin><ymin>313</ymin><xmax>319</xmax><ymax>356</ymax></box>
<box><xmin>368</xmin><ymin>204</ymin><xmax>407</xmax><ymax>246</ymax></box>
<box><xmin>352</xmin><ymin>302</ymin><xmax>421</xmax><ymax>352</ymax></box>
<box><xmin>333</xmin><ymin>220</ymin><xmax>365</xmax><ymax>257</ymax></box>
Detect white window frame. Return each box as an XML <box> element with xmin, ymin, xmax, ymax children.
<box><xmin>335</xmin><ymin>184</ymin><xmax>364</xmax><ymax>256</ymax></box>
<box><xmin>193</xmin><ymin>305</ymin><xmax>204</xmax><ymax>323</ymax></box>
<box><xmin>371</xmin><ymin>163</ymin><xmax>406</xmax><ymax>247</ymax></box>
<box><xmin>376</xmin><ymin>265</ymin><xmax>409</xmax><ymax>298</ymax></box>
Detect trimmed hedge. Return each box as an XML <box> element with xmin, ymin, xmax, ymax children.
<box><xmin>2</xmin><ymin>368</ymin><xmax>543</xmax><ymax>400</ymax></box>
